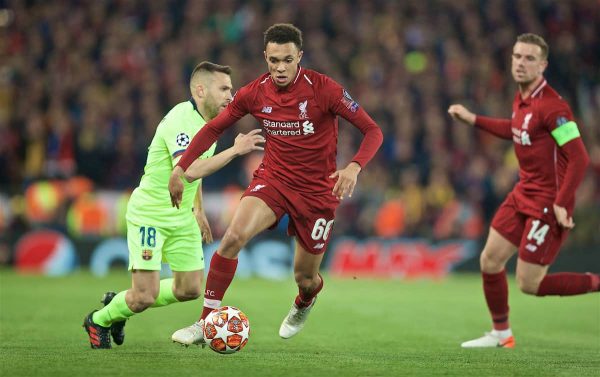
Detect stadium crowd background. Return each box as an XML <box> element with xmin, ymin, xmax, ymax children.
<box><xmin>1</xmin><ymin>0</ymin><xmax>599</xmax><ymax>261</ymax></box>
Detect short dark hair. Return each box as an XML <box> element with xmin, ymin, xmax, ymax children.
<box><xmin>264</xmin><ymin>23</ymin><xmax>303</xmax><ymax>50</ymax></box>
<box><xmin>516</xmin><ymin>33</ymin><xmax>549</xmax><ymax>60</ymax></box>
<box><xmin>190</xmin><ymin>61</ymin><xmax>232</xmax><ymax>84</ymax></box>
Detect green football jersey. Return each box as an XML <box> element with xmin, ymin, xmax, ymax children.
<box><xmin>126</xmin><ymin>100</ymin><xmax>217</xmax><ymax>227</ymax></box>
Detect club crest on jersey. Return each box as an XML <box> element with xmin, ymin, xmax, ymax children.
<box><xmin>176</xmin><ymin>132</ymin><xmax>190</xmax><ymax>147</ymax></box>
<box><xmin>341</xmin><ymin>89</ymin><xmax>359</xmax><ymax>112</ymax></box>
<box><xmin>299</xmin><ymin>100</ymin><xmax>309</xmax><ymax>119</ymax></box>
<box><xmin>141</xmin><ymin>249</ymin><xmax>153</xmax><ymax>261</ymax></box>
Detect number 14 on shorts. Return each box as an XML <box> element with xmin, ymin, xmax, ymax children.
<box><xmin>527</xmin><ymin>220</ymin><xmax>549</xmax><ymax>246</ymax></box>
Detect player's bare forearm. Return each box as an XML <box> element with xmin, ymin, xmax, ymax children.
<box><xmin>169</xmin><ymin>166</ymin><xmax>185</xmax><ymax>208</ymax></box>
<box><xmin>194</xmin><ymin>185</ymin><xmax>213</xmax><ymax>243</ymax></box>
<box><xmin>178</xmin><ymin>110</ymin><xmax>238</xmax><ymax>171</ymax></box>
<box><xmin>184</xmin><ymin>147</ymin><xmax>238</xmax><ymax>182</ymax></box>
<box><xmin>183</xmin><ymin>129</ymin><xmax>264</xmax><ymax>182</ymax></box>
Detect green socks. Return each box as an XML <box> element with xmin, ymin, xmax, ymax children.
<box><xmin>92</xmin><ymin>291</ymin><xmax>134</xmax><ymax>327</ymax></box>
<box><xmin>92</xmin><ymin>279</ymin><xmax>179</xmax><ymax>327</ymax></box>
<box><xmin>151</xmin><ymin>278</ymin><xmax>179</xmax><ymax>308</ymax></box>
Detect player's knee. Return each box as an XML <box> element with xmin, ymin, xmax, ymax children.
<box><xmin>516</xmin><ymin>274</ymin><xmax>540</xmax><ymax>295</ymax></box>
<box><xmin>220</xmin><ymin>228</ymin><xmax>248</xmax><ymax>255</ymax></box>
<box><xmin>480</xmin><ymin>249</ymin><xmax>506</xmax><ymax>272</ymax></box>
<box><xmin>173</xmin><ymin>285</ymin><xmax>202</xmax><ymax>301</ymax></box>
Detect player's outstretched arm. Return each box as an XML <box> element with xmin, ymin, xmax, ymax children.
<box><xmin>448</xmin><ymin>104</ymin><xmax>513</xmax><ymax>140</ymax></box>
<box><xmin>184</xmin><ymin>129</ymin><xmax>265</xmax><ymax>183</ymax></box>
<box><xmin>169</xmin><ymin>110</ymin><xmax>242</xmax><ymax>208</ymax></box>
<box><xmin>448</xmin><ymin>104</ymin><xmax>476</xmax><ymax>126</ymax></box>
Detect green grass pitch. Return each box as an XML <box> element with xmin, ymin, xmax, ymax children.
<box><xmin>1</xmin><ymin>270</ymin><xmax>598</xmax><ymax>376</ymax></box>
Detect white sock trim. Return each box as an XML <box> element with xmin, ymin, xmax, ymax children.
<box><xmin>204</xmin><ymin>298</ymin><xmax>221</xmax><ymax>309</ymax></box>
<box><xmin>491</xmin><ymin>328</ymin><xmax>513</xmax><ymax>338</ymax></box>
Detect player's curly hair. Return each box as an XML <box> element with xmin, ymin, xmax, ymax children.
<box><xmin>517</xmin><ymin>33</ymin><xmax>549</xmax><ymax>60</ymax></box>
<box><xmin>264</xmin><ymin>23</ymin><xmax>303</xmax><ymax>50</ymax></box>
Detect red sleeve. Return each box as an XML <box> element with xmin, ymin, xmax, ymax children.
<box><xmin>554</xmin><ymin>134</ymin><xmax>590</xmax><ymax>209</ymax></box>
<box><xmin>539</xmin><ymin>98</ymin><xmax>588</xmax><ymax>208</ymax></box>
<box><xmin>474</xmin><ymin>116</ymin><xmax>513</xmax><ymax>140</ymax></box>
<box><xmin>542</xmin><ymin>98</ymin><xmax>573</xmax><ymax>132</ymax></box>
<box><xmin>321</xmin><ymin>77</ymin><xmax>383</xmax><ymax>168</ymax></box>
<box><xmin>177</xmin><ymin>86</ymin><xmax>252</xmax><ymax>170</ymax></box>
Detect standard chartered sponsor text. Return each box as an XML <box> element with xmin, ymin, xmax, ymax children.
<box><xmin>265</xmin><ymin>129</ymin><xmax>302</xmax><ymax>136</ymax></box>
<box><xmin>263</xmin><ymin>119</ymin><xmax>300</xmax><ymax>129</ymax></box>
<box><xmin>263</xmin><ymin>119</ymin><xmax>302</xmax><ymax>136</ymax></box>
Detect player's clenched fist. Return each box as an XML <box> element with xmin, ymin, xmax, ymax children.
<box><xmin>448</xmin><ymin>104</ymin><xmax>476</xmax><ymax>126</ymax></box>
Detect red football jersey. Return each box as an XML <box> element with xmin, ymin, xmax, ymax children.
<box><xmin>511</xmin><ymin>80</ymin><xmax>577</xmax><ymax>213</ymax></box>
<box><xmin>178</xmin><ymin>67</ymin><xmax>382</xmax><ymax>195</ymax></box>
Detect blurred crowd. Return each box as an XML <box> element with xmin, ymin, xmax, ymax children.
<box><xmin>1</xmin><ymin>0</ymin><xmax>599</xmax><ymax>245</ymax></box>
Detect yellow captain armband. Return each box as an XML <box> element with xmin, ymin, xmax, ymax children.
<box><xmin>551</xmin><ymin>121</ymin><xmax>580</xmax><ymax>146</ymax></box>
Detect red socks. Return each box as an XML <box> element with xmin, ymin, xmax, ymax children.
<box><xmin>294</xmin><ymin>274</ymin><xmax>324</xmax><ymax>308</ymax></box>
<box><xmin>200</xmin><ymin>253</ymin><xmax>238</xmax><ymax>320</ymax></box>
<box><xmin>536</xmin><ymin>273</ymin><xmax>599</xmax><ymax>296</ymax></box>
<box><xmin>482</xmin><ymin>270</ymin><xmax>510</xmax><ymax>331</ymax></box>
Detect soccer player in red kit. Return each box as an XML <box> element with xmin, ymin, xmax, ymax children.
<box><xmin>448</xmin><ymin>33</ymin><xmax>599</xmax><ymax>348</ymax></box>
<box><xmin>168</xmin><ymin>23</ymin><xmax>383</xmax><ymax>345</ymax></box>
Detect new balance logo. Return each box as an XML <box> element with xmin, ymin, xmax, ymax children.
<box><xmin>262</xmin><ymin>106</ymin><xmax>272</xmax><ymax>113</ymax></box>
<box><xmin>313</xmin><ymin>243</ymin><xmax>325</xmax><ymax>250</ymax></box>
<box><xmin>251</xmin><ymin>184</ymin><xmax>266</xmax><ymax>192</ymax></box>
<box><xmin>525</xmin><ymin>244</ymin><xmax>537</xmax><ymax>252</ymax></box>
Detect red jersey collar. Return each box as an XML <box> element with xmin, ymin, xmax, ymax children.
<box><xmin>270</xmin><ymin>65</ymin><xmax>303</xmax><ymax>92</ymax></box>
<box><xmin>518</xmin><ymin>78</ymin><xmax>547</xmax><ymax>104</ymax></box>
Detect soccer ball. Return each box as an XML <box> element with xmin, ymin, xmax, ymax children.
<box><xmin>204</xmin><ymin>306</ymin><xmax>250</xmax><ymax>354</ymax></box>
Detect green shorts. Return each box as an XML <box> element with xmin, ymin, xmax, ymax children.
<box><xmin>126</xmin><ymin>214</ymin><xmax>204</xmax><ymax>272</ymax></box>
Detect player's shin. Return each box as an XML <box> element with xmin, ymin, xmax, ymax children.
<box><xmin>200</xmin><ymin>253</ymin><xmax>238</xmax><ymax>320</ymax></box>
<box><xmin>536</xmin><ymin>272</ymin><xmax>600</xmax><ymax>296</ymax></box>
<box><xmin>482</xmin><ymin>270</ymin><xmax>510</xmax><ymax>331</ymax></box>
<box><xmin>93</xmin><ymin>291</ymin><xmax>134</xmax><ymax>327</ymax></box>
<box><xmin>151</xmin><ymin>278</ymin><xmax>179</xmax><ymax>307</ymax></box>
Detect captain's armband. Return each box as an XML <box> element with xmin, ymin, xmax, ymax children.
<box><xmin>551</xmin><ymin>121</ymin><xmax>580</xmax><ymax>147</ymax></box>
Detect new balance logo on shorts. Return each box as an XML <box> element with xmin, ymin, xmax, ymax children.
<box><xmin>525</xmin><ymin>244</ymin><xmax>537</xmax><ymax>252</ymax></box>
<box><xmin>251</xmin><ymin>184</ymin><xmax>266</xmax><ymax>192</ymax></box>
<box><xmin>313</xmin><ymin>243</ymin><xmax>325</xmax><ymax>250</ymax></box>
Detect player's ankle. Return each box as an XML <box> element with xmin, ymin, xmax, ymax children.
<box><xmin>200</xmin><ymin>306</ymin><xmax>215</xmax><ymax>320</ymax></box>
<box><xmin>587</xmin><ymin>273</ymin><xmax>600</xmax><ymax>292</ymax></box>
<box><xmin>491</xmin><ymin>328</ymin><xmax>513</xmax><ymax>339</ymax></box>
